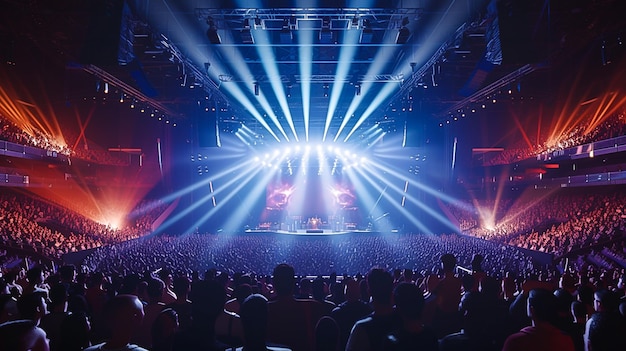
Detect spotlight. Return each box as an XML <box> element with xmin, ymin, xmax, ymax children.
<box><xmin>277</xmin><ymin>18</ymin><xmax>293</xmax><ymax>44</ymax></box>
<box><xmin>351</xmin><ymin>16</ymin><xmax>360</xmax><ymax>29</ymax></box>
<box><xmin>254</xmin><ymin>82</ymin><xmax>259</xmax><ymax>96</ymax></box>
<box><xmin>360</xmin><ymin>19</ymin><xmax>373</xmax><ymax>44</ymax></box>
<box><xmin>355</xmin><ymin>84</ymin><xmax>361</xmax><ymax>96</ymax></box>
<box><xmin>241</xmin><ymin>19</ymin><xmax>254</xmax><ymax>44</ymax></box>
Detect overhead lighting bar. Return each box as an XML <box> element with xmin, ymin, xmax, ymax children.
<box><xmin>76</xmin><ymin>64</ymin><xmax>177</xmax><ymax>118</ymax></box>
<box><xmin>440</xmin><ymin>64</ymin><xmax>540</xmax><ymax>118</ymax></box>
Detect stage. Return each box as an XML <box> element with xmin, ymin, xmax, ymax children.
<box><xmin>243</xmin><ymin>229</ymin><xmax>389</xmax><ymax>236</ymax></box>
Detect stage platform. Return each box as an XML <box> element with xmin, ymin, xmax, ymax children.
<box><xmin>243</xmin><ymin>229</ymin><xmax>386</xmax><ymax>236</ymax></box>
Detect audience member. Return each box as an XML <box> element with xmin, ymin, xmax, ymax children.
<box><xmin>502</xmin><ymin>288</ymin><xmax>575</xmax><ymax>351</ymax></box>
<box><xmin>151</xmin><ymin>308</ymin><xmax>179</xmax><ymax>351</ymax></box>
<box><xmin>0</xmin><ymin>319</ymin><xmax>50</xmax><ymax>351</ymax></box>
<box><xmin>583</xmin><ymin>311</ymin><xmax>626</xmax><ymax>351</ymax></box>
<box><xmin>265</xmin><ymin>263</ymin><xmax>328</xmax><ymax>351</ymax></box>
<box><xmin>385</xmin><ymin>282</ymin><xmax>438</xmax><ymax>351</ymax></box>
<box><xmin>58</xmin><ymin>311</ymin><xmax>92</xmax><ymax>351</ymax></box>
<box><xmin>570</xmin><ymin>301</ymin><xmax>587</xmax><ymax>351</ymax></box>
<box><xmin>133</xmin><ymin>277</ymin><xmax>167</xmax><ymax>348</ymax></box>
<box><xmin>165</xmin><ymin>275</ymin><xmax>193</xmax><ymax>332</ymax></box>
<box><xmin>330</xmin><ymin>277</ymin><xmax>372</xmax><ymax>351</ymax></box>
<box><xmin>431</xmin><ymin>253</ymin><xmax>462</xmax><ymax>337</ymax></box>
<box><xmin>314</xmin><ymin>316</ymin><xmax>340</xmax><ymax>351</ymax></box>
<box><xmin>237</xmin><ymin>294</ymin><xmax>291</xmax><ymax>351</ymax></box>
<box><xmin>84</xmin><ymin>294</ymin><xmax>148</xmax><ymax>351</ymax></box>
<box><xmin>345</xmin><ymin>268</ymin><xmax>399</xmax><ymax>351</ymax></box>
<box><xmin>172</xmin><ymin>279</ymin><xmax>231</xmax><ymax>351</ymax></box>
<box><xmin>39</xmin><ymin>284</ymin><xmax>69</xmax><ymax>351</ymax></box>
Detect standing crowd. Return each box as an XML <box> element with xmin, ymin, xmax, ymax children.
<box><xmin>2</xmin><ymin>252</ymin><xmax>626</xmax><ymax>351</ymax></box>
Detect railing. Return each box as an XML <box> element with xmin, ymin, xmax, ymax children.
<box><xmin>0</xmin><ymin>139</ymin><xmax>69</xmax><ymax>163</ymax></box>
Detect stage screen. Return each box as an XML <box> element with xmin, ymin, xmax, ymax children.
<box><xmin>262</xmin><ymin>174</ymin><xmax>360</xmax><ymax>229</ymax></box>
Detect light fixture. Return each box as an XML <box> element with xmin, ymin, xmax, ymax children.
<box><xmin>241</xmin><ymin>19</ymin><xmax>254</xmax><ymax>44</ymax></box>
<box><xmin>206</xmin><ymin>17</ymin><xmax>221</xmax><ymax>44</ymax></box>
<box><xmin>360</xmin><ymin>19</ymin><xmax>373</xmax><ymax>44</ymax></box>
<box><xmin>396</xmin><ymin>17</ymin><xmax>411</xmax><ymax>44</ymax></box>
<box><xmin>280</xmin><ymin>27</ymin><xmax>292</xmax><ymax>44</ymax></box>
<box><xmin>396</xmin><ymin>27</ymin><xmax>410</xmax><ymax>44</ymax></box>
<box><xmin>319</xmin><ymin>28</ymin><xmax>333</xmax><ymax>43</ymax></box>
<box><xmin>351</xmin><ymin>16</ymin><xmax>360</xmax><ymax>29</ymax></box>
<box><xmin>280</xmin><ymin>18</ymin><xmax>292</xmax><ymax>44</ymax></box>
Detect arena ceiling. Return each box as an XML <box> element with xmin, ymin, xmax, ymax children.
<box><xmin>0</xmin><ymin>0</ymin><xmax>624</xmax><ymax>150</ymax></box>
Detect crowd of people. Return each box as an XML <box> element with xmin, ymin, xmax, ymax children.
<box><xmin>0</xmin><ymin>113</ymin><xmax>131</xmax><ymax>166</ymax></box>
<box><xmin>482</xmin><ymin>112</ymin><xmax>626</xmax><ymax>166</ymax></box>
<box><xmin>2</xmin><ymin>255</ymin><xmax>625</xmax><ymax>351</ymax></box>
<box><xmin>0</xmin><ymin>189</ymin><xmax>158</xmax><ymax>264</ymax></box>
<box><xmin>80</xmin><ymin>233</ymin><xmax>540</xmax><ymax>279</ymax></box>
<box><xmin>0</xmin><ymin>115</ymin><xmax>72</xmax><ymax>157</ymax></box>
<box><xmin>449</xmin><ymin>187</ymin><xmax>626</xmax><ymax>270</ymax></box>
<box><xmin>2</xmin><ymin>105</ymin><xmax>626</xmax><ymax>349</ymax></box>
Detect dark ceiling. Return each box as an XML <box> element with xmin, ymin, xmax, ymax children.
<box><xmin>0</xmin><ymin>0</ymin><xmax>624</xmax><ymax>151</ymax></box>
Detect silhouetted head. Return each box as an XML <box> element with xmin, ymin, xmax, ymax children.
<box><xmin>584</xmin><ymin>312</ymin><xmax>626</xmax><ymax>351</ymax></box>
<box><xmin>315</xmin><ymin>316</ymin><xmax>339</xmax><ymax>351</ymax></box>
<box><xmin>172</xmin><ymin>276</ymin><xmax>191</xmax><ymax>298</ymax></box>
<box><xmin>441</xmin><ymin>254</ymin><xmax>457</xmax><ymax>272</ymax></box>
<box><xmin>272</xmin><ymin>263</ymin><xmax>296</xmax><ymax>297</ymax></box>
<box><xmin>366</xmin><ymin>268</ymin><xmax>393</xmax><ymax>305</ymax></box>
<box><xmin>0</xmin><ymin>319</ymin><xmax>50</xmax><ymax>351</ymax></box>
<box><xmin>527</xmin><ymin>288</ymin><xmax>558</xmax><ymax>323</ymax></box>
<box><xmin>239</xmin><ymin>294</ymin><xmax>269</xmax><ymax>345</ymax></box>
<box><xmin>393</xmin><ymin>282</ymin><xmax>425</xmax><ymax>321</ymax></box>
<box><xmin>189</xmin><ymin>279</ymin><xmax>226</xmax><ymax>324</ymax></box>
<box><xmin>471</xmin><ymin>254</ymin><xmax>483</xmax><ymax>271</ymax></box>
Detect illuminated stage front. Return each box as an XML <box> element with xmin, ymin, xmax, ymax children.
<box><xmin>259</xmin><ymin>169</ymin><xmax>365</xmax><ymax>231</ymax></box>
<box><xmin>176</xmin><ymin>137</ymin><xmax>452</xmax><ymax>236</ymax></box>
<box><xmin>244</xmin><ymin>229</ymin><xmax>385</xmax><ymax>236</ymax></box>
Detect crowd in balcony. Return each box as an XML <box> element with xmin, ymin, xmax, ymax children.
<box><xmin>0</xmin><ymin>114</ymin><xmax>131</xmax><ymax>166</ymax></box>
<box><xmin>483</xmin><ymin>112</ymin><xmax>626</xmax><ymax>166</ymax></box>
<box><xmin>447</xmin><ymin>186</ymin><xmax>626</xmax><ymax>277</ymax></box>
